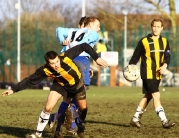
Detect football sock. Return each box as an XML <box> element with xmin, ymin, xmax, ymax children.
<box><xmin>75</xmin><ymin>115</ymin><xmax>85</xmax><ymax>132</ymax></box>
<box><xmin>71</xmin><ymin>98</ymin><xmax>78</xmax><ymax>109</ymax></box>
<box><xmin>155</xmin><ymin>106</ymin><xmax>167</xmax><ymax>123</ymax></box>
<box><xmin>133</xmin><ymin>106</ymin><xmax>144</xmax><ymax>122</ymax></box>
<box><xmin>69</xmin><ymin>102</ymin><xmax>78</xmax><ymax>130</ymax></box>
<box><xmin>49</xmin><ymin>113</ymin><xmax>54</xmax><ymax>122</ymax></box>
<box><xmin>49</xmin><ymin>112</ymin><xmax>58</xmax><ymax>122</ymax></box>
<box><xmin>74</xmin><ymin>108</ymin><xmax>87</xmax><ymax>131</ymax></box>
<box><xmin>70</xmin><ymin>121</ymin><xmax>77</xmax><ymax>130</ymax></box>
<box><xmin>54</xmin><ymin>112</ymin><xmax>58</xmax><ymax>121</ymax></box>
<box><xmin>78</xmin><ymin>108</ymin><xmax>87</xmax><ymax>121</ymax></box>
<box><xmin>56</xmin><ymin>102</ymin><xmax>69</xmax><ymax>131</ymax></box>
<box><xmin>36</xmin><ymin>110</ymin><xmax>50</xmax><ymax>137</ymax></box>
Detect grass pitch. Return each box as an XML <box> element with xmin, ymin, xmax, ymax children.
<box><xmin>0</xmin><ymin>86</ymin><xmax>179</xmax><ymax>138</ymax></box>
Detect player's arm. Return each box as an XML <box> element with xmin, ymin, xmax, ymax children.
<box><xmin>2</xmin><ymin>67</ymin><xmax>47</xmax><ymax>96</ymax></box>
<box><xmin>56</xmin><ymin>27</ymin><xmax>78</xmax><ymax>46</ymax></box>
<box><xmin>56</xmin><ymin>27</ymin><xmax>70</xmax><ymax>45</ymax></box>
<box><xmin>89</xmin><ymin>69</ymin><xmax>94</xmax><ymax>78</ymax></box>
<box><xmin>163</xmin><ymin>40</ymin><xmax>170</xmax><ymax>65</ymax></box>
<box><xmin>64</xmin><ymin>43</ymin><xmax>108</xmax><ymax>67</ymax></box>
<box><xmin>62</xmin><ymin>28</ymin><xmax>77</xmax><ymax>46</ymax></box>
<box><xmin>159</xmin><ymin>39</ymin><xmax>170</xmax><ymax>74</ymax></box>
<box><xmin>129</xmin><ymin>40</ymin><xmax>143</xmax><ymax>65</ymax></box>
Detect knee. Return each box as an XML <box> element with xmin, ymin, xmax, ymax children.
<box><xmin>152</xmin><ymin>92</ymin><xmax>160</xmax><ymax>100</ymax></box>
<box><xmin>78</xmin><ymin>104</ymin><xmax>87</xmax><ymax>111</ymax></box>
<box><xmin>44</xmin><ymin>105</ymin><xmax>53</xmax><ymax>113</ymax></box>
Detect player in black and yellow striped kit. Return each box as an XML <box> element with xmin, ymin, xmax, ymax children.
<box><xmin>1</xmin><ymin>43</ymin><xmax>108</xmax><ymax>138</ymax></box>
<box><xmin>129</xmin><ymin>18</ymin><xmax>175</xmax><ymax>129</ymax></box>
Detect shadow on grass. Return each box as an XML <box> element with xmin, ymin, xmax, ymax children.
<box><xmin>85</xmin><ymin>120</ymin><xmax>130</xmax><ymax>127</ymax></box>
<box><xmin>0</xmin><ymin>125</ymin><xmax>52</xmax><ymax>138</ymax></box>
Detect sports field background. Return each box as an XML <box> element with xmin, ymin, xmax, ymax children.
<box><xmin>0</xmin><ymin>86</ymin><xmax>179</xmax><ymax>138</ymax></box>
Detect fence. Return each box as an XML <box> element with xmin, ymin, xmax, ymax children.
<box><xmin>0</xmin><ymin>22</ymin><xmax>179</xmax><ymax>84</ymax></box>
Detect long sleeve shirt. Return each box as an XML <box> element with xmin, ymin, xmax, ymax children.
<box><xmin>129</xmin><ymin>34</ymin><xmax>170</xmax><ymax>80</ymax></box>
<box><xmin>56</xmin><ymin>27</ymin><xmax>99</xmax><ymax>57</ymax></box>
<box><xmin>12</xmin><ymin>43</ymin><xmax>99</xmax><ymax>93</ymax></box>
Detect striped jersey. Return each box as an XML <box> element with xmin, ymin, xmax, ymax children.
<box><xmin>43</xmin><ymin>56</ymin><xmax>81</xmax><ymax>87</ymax></box>
<box><xmin>56</xmin><ymin>27</ymin><xmax>99</xmax><ymax>57</ymax></box>
<box><xmin>12</xmin><ymin>43</ymin><xmax>99</xmax><ymax>93</ymax></box>
<box><xmin>129</xmin><ymin>34</ymin><xmax>170</xmax><ymax>80</ymax></box>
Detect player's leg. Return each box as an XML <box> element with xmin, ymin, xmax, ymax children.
<box><xmin>28</xmin><ymin>90</ymin><xmax>62</xmax><ymax>138</ymax></box>
<box><xmin>54</xmin><ymin>97</ymin><xmax>71</xmax><ymax>133</ymax></box>
<box><xmin>75</xmin><ymin>100</ymin><xmax>87</xmax><ymax>138</ymax></box>
<box><xmin>50</xmin><ymin>99</ymin><xmax>77</xmax><ymax>136</ymax></box>
<box><xmin>152</xmin><ymin>91</ymin><xmax>175</xmax><ymax>128</ymax></box>
<box><xmin>130</xmin><ymin>94</ymin><xmax>152</xmax><ymax>128</ymax></box>
<box><xmin>49</xmin><ymin>102</ymin><xmax>70</xmax><ymax>135</ymax></box>
<box><xmin>64</xmin><ymin>56</ymin><xmax>90</xmax><ymax>135</ymax></box>
<box><xmin>149</xmin><ymin>79</ymin><xmax>175</xmax><ymax>128</ymax></box>
<box><xmin>48</xmin><ymin>111</ymin><xmax>58</xmax><ymax>130</ymax></box>
<box><xmin>64</xmin><ymin>98</ymin><xmax>78</xmax><ymax>135</ymax></box>
<box><xmin>130</xmin><ymin>79</ymin><xmax>153</xmax><ymax>128</ymax></box>
<box><xmin>74</xmin><ymin>85</ymin><xmax>87</xmax><ymax>138</ymax></box>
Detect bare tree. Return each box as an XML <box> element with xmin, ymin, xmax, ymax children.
<box><xmin>144</xmin><ymin>0</ymin><xmax>177</xmax><ymax>35</ymax></box>
<box><xmin>0</xmin><ymin>0</ymin><xmax>47</xmax><ymax>23</ymax></box>
<box><xmin>21</xmin><ymin>0</ymin><xmax>47</xmax><ymax>13</ymax></box>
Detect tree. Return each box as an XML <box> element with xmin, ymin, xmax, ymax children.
<box><xmin>0</xmin><ymin>0</ymin><xmax>48</xmax><ymax>23</ymax></box>
<box><xmin>144</xmin><ymin>0</ymin><xmax>177</xmax><ymax>35</ymax></box>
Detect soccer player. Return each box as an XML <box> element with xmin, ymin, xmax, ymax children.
<box><xmin>128</xmin><ymin>18</ymin><xmax>175</xmax><ymax>128</ymax></box>
<box><xmin>1</xmin><ymin>43</ymin><xmax>108</xmax><ymax>138</ymax></box>
<box><xmin>57</xmin><ymin>16</ymin><xmax>100</xmax><ymax>88</ymax></box>
<box><xmin>48</xmin><ymin>16</ymin><xmax>88</xmax><ymax>135</ymax></box>
<box><xmin>50</xmin><ymin>16</ymin><xmax>101</xmax><ymax>136</ymax></box>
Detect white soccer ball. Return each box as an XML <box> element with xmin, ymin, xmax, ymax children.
<box><xmin>123</xmin><ymin>64</ymin><xmax>140</xmax><ymax>82</ymax></box>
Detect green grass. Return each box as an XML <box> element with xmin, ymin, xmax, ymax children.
<box><xmin>0</xmin><ymin>86</ymin><xmax>179</xmax><ymax>138</ymax></box>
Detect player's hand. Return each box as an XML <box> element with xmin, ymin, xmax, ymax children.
<box><xmin>89</xmin><ymin>69</ymin><xmax>94</xmax><ymax>78</ymax></box>
<box><xmin>159</xmin><ymin>63</ymin><xmax>167</xmax><ymax>74</ymax></box>
<box><xmin>1</xmin><ymin>89</ymin><xmax>14</xmax><ymax>97</ymax></box>
<box><xmin>95</xmin><ymin>58</ymin><xmax>108</xmax><ymax>67</ymax></box>
<box><xmin>62</xmin><ymin>40</ymin><xmax>71</xmax><ymax>46</ymax></box>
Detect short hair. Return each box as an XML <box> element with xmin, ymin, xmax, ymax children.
<box><xmin>83</xmin><ymin>16</ymin><xmax>100</xmax><ymax>27</ymax></box>
<box><xmin>79</xmin><ymin>16</ymin><xmax>86</xmax><ymax>26</ymax></box>
<box><xmin>151</xmin><ymin>18</ymin><xmax>164</xmax><ymax>27</ymax></box>
<box><xmin>44</xmin><ymin>51</ymin><xmax>58</xmax><ymax>63</ymax></box>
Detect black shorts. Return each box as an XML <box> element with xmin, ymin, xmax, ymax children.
<box><xmin>142</xmin><ymin>79</ymin><xmax>161</xmax><ymax>94</ymax></box>
<box><xmin>51</xmin><ymin>77</ymin><xmax>86</xmax><ymax>100</ymax></box>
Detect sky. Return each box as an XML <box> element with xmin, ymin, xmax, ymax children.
<box><xmin>81</xmin><ymin>0</ymin><xmax>179</xmax><ymax>14</ymax></box>
<box><xmin>51</xmin><ymin>0</ymin><xmax>179</xmax><ymax>14</ymax></box>
<box><xmin>0</xmin><ymin>0</ymin><xmax>179</xmax><ymax>22</ymax></box>
<box><xmin>175</xmin><ymin>0</ymin><xmax>179</xmax><ymax>13</ymax></box>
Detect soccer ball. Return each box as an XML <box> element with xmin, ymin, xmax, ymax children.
<box><xmin>123</xmin><ymin>64</ymin><xmax>140</xmax><ymax>82</ymax></box>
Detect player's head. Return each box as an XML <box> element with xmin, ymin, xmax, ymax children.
<box><xmin>44</xmin><ymin>51</ymin><xmax>60</xmax><ymax>71</ymax></box>
<box><xmin>151</xmin><ymin>18</ymin><xmax>163</xmax><ymax>37</ymax></box>
<box><xmin>78</xmin><ymin>16</ymin><xmax>86</xmax><ymax>28</ymax></box>
<box><xmin>84</xmin><ymin>16</ymin><xmax>100</xmax><ymax>32</ymax></box>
